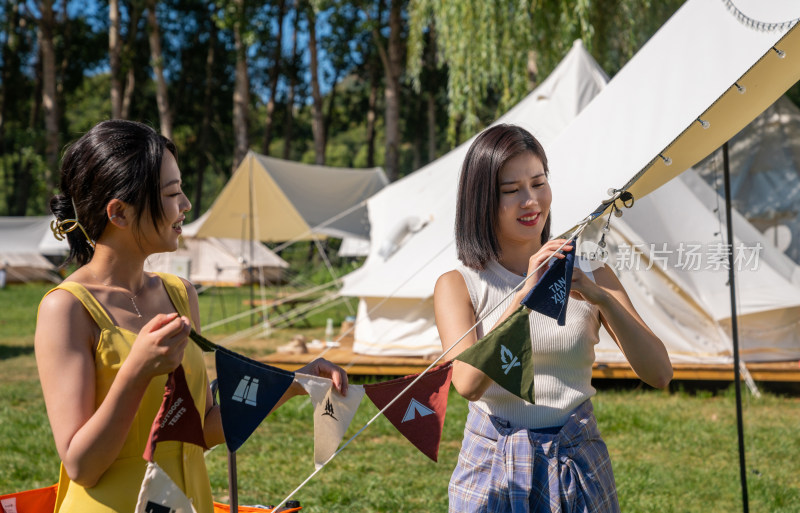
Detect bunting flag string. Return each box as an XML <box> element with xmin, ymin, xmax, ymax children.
<box><xmin>295</xmin><ymin>374</ymin><xmax>366</xmax><ymax>469</ymax></box>
<box><xmin>269</xmin><ymin>225</ymin><xmax>589</xmax><ymax>511</ymax></box>
<box><xmin>215</xmin><ymin>346</ymin><xmax>296</xmax><ymax>452</ymax></box>
<box><xmin>143</xmin><ymin>365</ymin><xmax>208</xmax><ymax>462</ymax></box>
<box><xmin>364</xmin><ymin>362</ymin><xmax>453</xmax><ymax>462</ymax></box>
<box><xmin>135</xmin><ymin>462</ymin><xmax>197</xmax><ymax>513</ymax></box>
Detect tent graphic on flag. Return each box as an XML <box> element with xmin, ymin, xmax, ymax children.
<box><xmin>402</xmin><ymin>399</ymin><xmax>434</xmax><ymax>423</ymax></box>
<box><xmin>364</xmin><ymin>362</ymin><xmax>452</xmax><ymax>462</ymax></box>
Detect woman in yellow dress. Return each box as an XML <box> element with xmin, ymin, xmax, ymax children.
<box><xmin>35</xmin><ymin>119</ymin><xmax>348</xmax><ymax>512</ymax></box>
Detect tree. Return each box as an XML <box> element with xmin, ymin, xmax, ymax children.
<box><xmin>368</xmin><ymin>0</ymin><xmax>404</xmax><ymax>181</ymax></box>
<box><xmin>408</xmin><ymin>0</ymin><xmax>685</xmax><ymax>144</ymax></box>
<box><xmin>282</xmin><ymin>1</ymin><xmax>300</xmax><ymax>159</ymax></box>
<box><xmin>231</xmin><ymin>0</ymin><xmax>250</xmax><ymax>171</ymax></box>
<box><xmin>262</xmin><ymin>0</ymin><xmax>286</xmax><ymax>155</ymax></box>
<box><xmin>109</xmin><ymin>0</ymin><xmax>122</xmax><ymax>117</ymax></box>
<box><xmin>147</xmin><ymin>0</ymin><xmax>172</xmax><ymax>138</ymax></box>
<box><xmin>38</xmin><ymin>0</ymin><xmax>59</xmax><ymax>190</ymax></box>
<box><xmin>306</xmin><ymin>1</ymin><xmax>325</xmax><ymax>164</ymax></box>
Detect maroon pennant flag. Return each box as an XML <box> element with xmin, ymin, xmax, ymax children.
<box><xmin>143</xmin><ymin>365</ymin><xmax>208</xmax><ymax>462</ymax></box>
<box><xmin>364</xmin><ymin>361</ymin><xmax>452</xmax><ymax>462</ymax></box>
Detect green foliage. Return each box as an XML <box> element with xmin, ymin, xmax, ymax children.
<box><xmin>408</xmin><ymin>0</ymin><xmax>685</xmax><ymax>144</ymax></box>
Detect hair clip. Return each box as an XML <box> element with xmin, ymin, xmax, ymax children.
<box><xmin>51</xmin><ymin>198</ymin><xmax>96</xmax><ymax>249</ymax></box>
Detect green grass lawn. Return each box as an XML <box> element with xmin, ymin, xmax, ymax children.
<box><xmin>2</xmin><ymin>282</ymin><xmax>799</xmax><ymax>512</ymax></box>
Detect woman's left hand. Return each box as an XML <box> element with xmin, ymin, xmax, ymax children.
<box><xmin>298</xmin><ymin>358</ymin><xmax>349</xmax><ymax>396</ymax></box>
<box><xmin>569</xmin><ymin>268</ymin><xmax>607</xmax><ymax>305</ymax></box>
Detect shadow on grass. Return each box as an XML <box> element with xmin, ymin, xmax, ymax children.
<box><xmin>0</xmin><ymin>344</ymin><xmax>35</xmax><ymax>360</ymax></box>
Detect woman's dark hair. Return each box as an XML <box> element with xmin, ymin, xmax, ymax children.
<box><xmin>50</xmin><ymin>119</ymin><xmax>177</xmax><ymax>266</ymax></box>
<box><xmin>455</xmin><ymin>124</ymin><xmax>551</xmax><ymax>270</ymax></box>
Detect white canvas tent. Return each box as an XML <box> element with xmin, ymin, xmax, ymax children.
<box><xmin>144</xmin><ymin>213</ymin><xmax>289</xmax><ymax>286</ymax></box>
<box><xmin>340</xmin><ymin>40</ymin><xmax>609</xmax><ymax>356</ymax></box>
<box><xmin>695</xmin><ymin>95</ymin><xmax>800</xmax><ymax>265</ymax></box>
<box><xmin>193</xmin><ymin>152</ymin><xmax>388</xmax><ymax>243</ymax></box>
<box><xmin>0</xmin><ymin>216</ymin><xmax>68</xmax><ymax>284</ymax></box>
<box><xmin>591</xmin><ymin>169</ymin><xmax>800</xmax><ymax>364</ymax></box>
<box><xmin>341</xmin><ymin>0</ymin><xmax>800</xmax><ymax>363</ymax></box>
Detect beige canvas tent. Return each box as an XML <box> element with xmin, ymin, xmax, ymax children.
<box><xmin>144</xmin><ymin>231</ymin><xmax>289</xmax><ymax>286</ymax></box>
<box><xmin>193</xmin><ymin>152</ymin><xmax>388</xmax><ymax>243</ymax></box>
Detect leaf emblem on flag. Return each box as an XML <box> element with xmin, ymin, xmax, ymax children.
<box><xmin>500</xmin><ymin>345</ymin><xmax>521</xmax><ymax>375</ymax></box>
<box><xmin>456</xmin><ymin>306</ymin><xmax>535</xmax><ymax>404</ymax></box>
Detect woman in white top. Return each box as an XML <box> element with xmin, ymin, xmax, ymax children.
<box><xmin>434</xmin><ymin>124</ymin><xmax>672</xmax><ymax>512</ymax></box>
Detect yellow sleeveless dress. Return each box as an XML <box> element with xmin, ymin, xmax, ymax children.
<box><xmin>41</xmin><ymin>273</ymin><xmax>214</xmax><ymax>513</ymax></box>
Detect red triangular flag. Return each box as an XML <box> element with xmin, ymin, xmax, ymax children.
<box><xmin>364</xmin><ymin>361</ymin><xmax>452</xmax><ymax>462</ymax></box>
<box><xmin>143</xmin><ymin>365</ymin><xmax>208</xmax><ymax>462</ymax></box>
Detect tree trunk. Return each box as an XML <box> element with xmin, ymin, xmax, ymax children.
<box><xmin>147</xmin><ymin>0</ymin><xmax>172</xmax><ymax>139</ymax></box>
<box><xmin>0</xmin><ymin>1</ymin><xmax>22</xmax><ymax>156</ymax></box>
<box><xmin>282</xmin><ymin>3</ymin><xmax>299</xmax><ymax>160</ymax></box>
<box><xmin>109</xmin><ymin>0</ymin><xmax>122</xmax><ymax>118</ymax></box>
<box><xmin>373</xmin><ymin>0</ymin><xmax>403</xmax><ymax>180</ymax></box>
<box><xmin>39</xmin><ymin>0</ymin><xmax>58</xmax><ymax>191</ymax></box>
<box><xmin>307</xmin><ymin>3</ymin><xmax>325</xmax><ymax>165</ymax></box>
<box><xmin>427</xmin><ymin>92</ymin><xmax>436</xmax><ymax>162</ymax></box>
<box><xmin>323</xmin><ymin>68</ymin><xmax>340</xmax><ymax>159</ymax></box>
<box><xmin>232</xmin><ymin>0</ymin><xmax>250</xmax><ymax>171</ymax></box>
<box><xmin>365</xmin><ymin>68</ymin><xmax>378</xmax><ymax>168</ymax></box>
<box><xmin>425</xmin><ymin>21</ymin><xmax>437</xmax><ymax>163</ymax></box>
<box><xmin>193</xmin><ymin>18</ymin><xmax>217</xmax><ymax>221</ymax></box>
<box><xmin>121</xmin><ymin>3</ymin><xmax>143</xmax><ymax>119</ymax></box>
<box><xmin>262</xmin><ymin>0</ymin><xmax>286</xmax><ymax>155</ymax></box>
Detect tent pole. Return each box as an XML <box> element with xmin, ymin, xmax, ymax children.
<box><xmin>722</xmin><ymin>141</ymin><xmax>749</xmax><ymax>513</ymax></box>
<box><xmin>249</xmin><ymin>155</ymin><xmax>255</xmax><ymax>327</ymax></box>
<box><xmin>228</xmin><ymin>450</ymin><xmax>238</xmax><ymax>513</ymax></box>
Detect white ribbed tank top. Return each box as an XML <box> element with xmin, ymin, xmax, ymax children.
<box><xmin>456</xmin><ymin>258</ymin><xmax>601</xmax><ymax>429</ymax></box>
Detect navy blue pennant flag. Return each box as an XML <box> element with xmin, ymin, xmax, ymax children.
<box><xmin>215</xmin><ymin>346</ymin><xmax>295</xmax><ymax>452</ymax></box>
<box><xmin>521</xmin><ymin>239</ymin><xmax>576</xmax><ymax>326</ymax></box>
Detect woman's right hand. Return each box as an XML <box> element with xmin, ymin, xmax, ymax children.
<box><xmin>516</xmin><ymin>238</ymin><xmax>574</xmax><ymax>300</ymax></box>
<box><xmin>127</xmin><ymin>312</ymin><xmax>191</xmax><ymax>381</ymax></box>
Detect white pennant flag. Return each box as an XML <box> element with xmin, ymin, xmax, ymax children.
<box><xmin>135</xmin><ymin>461</ymin><xmax>197</xmax><ymax>513</ymax></box>
<box><xmin>295</xmin><ymin>373</ymin><xmax>365</xmax><ymax>469</ymax></box>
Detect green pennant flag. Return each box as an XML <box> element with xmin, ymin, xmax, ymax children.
<box><xmin>455</xmin><ymin>306</ymin><xmax>534</xmax><ymax>404</ymax></box>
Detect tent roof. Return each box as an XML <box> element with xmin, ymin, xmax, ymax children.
<box><xmin>341</xmin><ymin>39</ymin><xmax>608</xmax><ymax>299</ymax></box>
<box><xmin>194</xmin><ymin>153</ymin><xmax>388</xmax><ymax>243</ymax></box>
<box><xmin>546</xmin><ymin>0</ymin><xmax>800</xmax><ymax>237</ymax></box>
<box><xmin>0</xmin><ymin>216</ymin><xmax>68</xmax><ymax>256</ymax></box>
<box><xmin>695</xmin><ymin>95</ymin><xmax>800</xmax><ymax>264</ymax></box>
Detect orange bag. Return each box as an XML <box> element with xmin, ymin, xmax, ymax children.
<box><xmin>0</xmin><ymin>484</ymin><xmax>57</xmax><ymax>513</ymax></box>
<box><xmin>213</xmin><ymin>503</ymin><xmax>302</xmax><ymax>512</ymax></box>
<box><xmin>0</xmin><ymin>485</ymin><xmax>300</xmax><ymax>513</ymax></box>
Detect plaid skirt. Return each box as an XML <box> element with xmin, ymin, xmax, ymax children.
<box><xmin>448</xmin><ymin>400</ymin><xmax>619</xmax><ymax>513</ymax></box>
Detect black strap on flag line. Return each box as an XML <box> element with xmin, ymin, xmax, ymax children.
<box><xmin>189</xmin><ymin>329</ymin><xmax>219</xmax><ymax>352</ymax></box>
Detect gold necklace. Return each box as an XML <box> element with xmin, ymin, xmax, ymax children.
<box><xmin>124</xmin><ymin>282</ymin><xmax>146</xmax><ymax>318</ymax></box>
<box><xmin>88</xmin><ymin>268</ymin><xmax>147</xmax><ymax>318</ymax></box>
